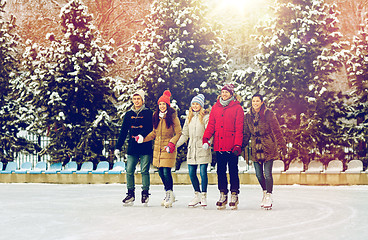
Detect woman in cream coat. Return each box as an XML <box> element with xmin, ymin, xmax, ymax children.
<box><xmin>177</xmin><ymin>94</ymin><xmax>211</xmax><ymax>207</ymax></box>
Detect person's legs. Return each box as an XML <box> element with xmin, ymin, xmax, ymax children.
<box><xmin>188</xmin><ymin>164</ymin><xmax>200</xmax><ymax>192</ymax></box>
<box><xmin>199</xmin><ymin>164</ymin><xmax>208</xmax><ymax>193</ymax></box>
<box><xmin>139</xmin><ymin>154</ymin><xmax>151</xmax><ymax>192</ymax></box>
<box><xmin>254</xmin><ymin>161</ymin><xmax>267</xmax><ymax>191</ymax></box>
<box><xmin>159</xmin><ymin>167</ymin><xmax>173</xmax><ymax>191</ymax></box>
<box><xmin>216</xmin><ymin>152</ymin><xmax>229</xmax><ymax>194</ymax></box>
<box><xmin>126</xmin><ymin>155</ymin><xmax>139</xmax><ymax>191</ymax></box>
<box><xmin>263</xmin><ymin>160</ymin><xmax>274</xmax><ymax>193</ymax></box>
<box><xmin>227</xmin><ymin>153</ymin><xmax>240</xmax><ymax>194</ymax></box>
<box><xmin>158</xmin><ymin>167</ymin><xmax>168</xmax><ymax>191</ymax></box>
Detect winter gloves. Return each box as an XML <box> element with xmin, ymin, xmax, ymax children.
<box><xmin>165</xmin><ymin>142</ymin><xmax>176</xmax><ymax>153</ymax></box>
<box><xmin>202</xmin><ymin>139</ymin><xmax>211</xmax><ymax>150</ymax></box>
<box><xmin>232</xmin><ymin>145</ymin><xmax>242</xmax><ymax>156</ymax></box>
<box><xmin>114</xmin><ymin>149</ymin><xmax>120</xmax><ymax>159</ymax></box>
<box><xmin>133</xmin><ymin>134</ymin><xmax>144</xmax><ymax>143</ymax></box>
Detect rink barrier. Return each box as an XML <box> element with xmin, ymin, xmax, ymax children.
<box><xmin>0</xmin><ymin>172</ymin><xmax>367</xmax><ymax>185</ymax></box>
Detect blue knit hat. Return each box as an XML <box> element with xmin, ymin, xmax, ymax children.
<box><xmin>191</xmin><ymin>94</ymin><xmax>205</xmax><ymax>108</ymax></box>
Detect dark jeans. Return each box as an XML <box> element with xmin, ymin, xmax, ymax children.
<box><xmin>158</xmin><ymin>167</ymin><xmax>173</xmax><ymax>191</ymax></box>
<box><xmin>188</xmin><ymin>164</ymin><xmax>208</xmax><ymax>193</ymax></box>
<box><xmin>254</xmin><ymin>160</ymin><xmax>274</xmax><ymax>193</ymax></box>
<box><xmin>216</xmin><ymin>152</ymin><xmax>239</xmax><ymax>194</ymax></box>
<box><xmin>126</xmin><ymin>154</ymin><xmax>151</xmax><ymax>191</ymax></box>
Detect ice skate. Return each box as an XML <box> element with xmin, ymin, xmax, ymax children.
<box><xmin>216</xmin><ymin>192</ymin><xmax>227</xmax><ymax>210</ymax></box>
<box><xmin>164</xmin><ymin>190</ymin><xmax>175</xmax><ymax>208</ymax></box>
<box><xmin>260</xmin><ymin>190</ymin><xmax>267</xmax><ymax>208</ymax></box>
<box><xmin>141</xmin><ymin>190</ymin><xmax>150</xmax><ymax>207</ymax></box>
<box><xmin>201</xmin><ymin>192</ymin><xmax>207</xmax><ymax>207</ymax></box>
<box><xmin>263</xmin><ymin>193</ymin><xmax>273</xmax><ymax>210</ymax></box>
<box><xmin>229</xmin><ymin>192</ymin><xmax>239</xmax><ymax>210</ymax></box>
<box><xmin>188</xmin><ymin>192</ymin><xmax>201</xmax><ymax>207</ymax></box>
<box><xmin>161</xmin><ymin>191</ymin><xmax>168</xmax><ymax>206</ymax></box>
<box><xmin>122</xmin><ymin>190</ymin><xmax>135</xmax><ymax>206</ymax></box>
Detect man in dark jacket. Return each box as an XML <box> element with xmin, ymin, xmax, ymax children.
<box><xmin>115</xmin><ymin>89</ymin><xmax>153</xmax><ymax>206</ymax></box>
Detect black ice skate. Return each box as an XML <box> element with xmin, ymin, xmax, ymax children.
<box><xmin>229</xmin><ymin>192</ymin><xmax>239</xmax><ymax>210</ymax></box>
<box><xmin>122</xmin><ymin>190</ymin><xmax>135</xmax><ymax>206</ymax></box>
<box><xmin>141</xmin><ymin>190</ymin><xmax>150</xmax><ymax>207</ymax></box>
<box><xmin>216</xmin><ymin>192</ymin><xmax>228</xmax><ymax>210</ymax></box>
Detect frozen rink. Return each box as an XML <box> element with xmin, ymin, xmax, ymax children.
<box><xmin>1</xmin><ymin>183</ymin><xmax>368</xmax><ymax>240</ymax></box>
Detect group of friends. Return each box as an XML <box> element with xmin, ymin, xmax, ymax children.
<box><xmin>114</xmin><ymin>83</ymin><xmax>286</xmax><ymax>210</ymax></box>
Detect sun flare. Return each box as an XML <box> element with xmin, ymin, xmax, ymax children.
<box><xmin>209</xmin><ymin>0</ymin><xmax>268</xmax><ymax>17</ymax></box>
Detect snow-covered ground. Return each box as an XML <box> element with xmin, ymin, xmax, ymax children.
<box><xmin>1</xmin><ymin>183</ymin><xmax>367</xmax><ymax>240</ymax></box>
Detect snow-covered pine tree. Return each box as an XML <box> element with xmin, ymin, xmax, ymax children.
<box><xmin>129</xmin><ymin>0</ymin><xmax>229</xmax><ymax>117</ymax></box>
<box><xmin>346</xmin><ymin>10</ymin><xmax>368</xmax><ymax>161</ymax></box>
<box><xmin>252</xmin><ymin>0</ymin><xmax>348</xmax><ymax>165</ymax></box>
<box><xmin>0</xmin><ymin>0</ymin><xmax>40</xmax><ymax>163</ymax></box>
<box><xmin>21</xmin><ymin>0</ymin><xmax>117</xmax><ymax>165</ymax></box>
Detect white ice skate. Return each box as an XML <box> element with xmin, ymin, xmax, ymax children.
<box><xmin>164</xmin><ymin>190</ymin><xmax>175</xmax><ymax>208</ymax></box>
<box><xmin>260</xmin><ymin>190</ymin><xmax>267</xmax><ymax>208</ymax></box>
<box><xmin>188</xmin><ymin>192</ymin><xmax>201</xmax><ymax>207</ymax></box>
<box><xmin>263</xmin><ymin>193</ymin><xmax>273</xmax><ymax>210</ymax></box>
<box><xmin>201</xmin><ymin>192</ymin><xmax>207</xmax><ymax>207</ymax></box>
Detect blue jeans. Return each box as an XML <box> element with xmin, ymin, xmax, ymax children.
<box><xmin>216</xmin><ymin>152</ymin><xmax>239</xmax><ymax>194</ymax></box>
<box><xmin>158</xmin><ymin>167</ymin><xmax>173</xmax><ymax>191</ymax></box>
<box><xmin>188</xmin><ymin>164</ymin><xmax>208</xmax><ymax>193</ymax></box>
<box><xmin>126</xmin><ymin>154</ymin><xmax>151</xmax><ymax>191</ymax></box>
<box><xmin>254</xmin><ymin>160</ymin><xmax>274</xmax><ymax>193</ymax></box>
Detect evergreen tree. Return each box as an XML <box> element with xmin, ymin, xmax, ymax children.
<box><xmin>21</xmin><ymin>0</ymin><xmax>117</xmax><ymax>165</ymax></box>
<box><xmin>0</xmin><ymin>0</ymin><xmax>40</xmax><ymax>163</ymax></box>
<box><xmin>129</xmin><ymin>0</ymin><xmax>229</xmax><ymax>117</ymax></box>
<box><xmin>346</xmin><ymin>11</ymin><xmax>368</xmax><ymax>161</ymax></box>
<box><xmin>250</xmin><ymin>0</ymin><xmax>348</xmax><ymax>165</ymax></box>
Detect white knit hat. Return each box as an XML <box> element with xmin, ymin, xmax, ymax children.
<box><xmin>132</xmin><ymin>89</ymin><xmax>145</xmax><ymax>102</ymax></box>
<box><xmin>191</xmin><ymin>94</ymin><xmax>205</xmax><ymax>108</ymax></box>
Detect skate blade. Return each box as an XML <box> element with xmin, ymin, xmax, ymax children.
<box><xmin>164</xmin><ymin>204</ymin><xmax>172</xmax><ymax>208</ymax></box>
<box><xmin>230</xmin><ymin>206</ymin><xmax>238</xmax><ymax>210</ymax></box>
<box><xmin>264</xmin><ymin>206</ymin><xmax>272</xmax><ymax>210</ymax></box>
<box><xmin>188</xmin><ymin>203</ymin><xmax>200</xmax><ymax>208</ymax></box>
<box><xmin>217</xmin><ymin>206</ymin><xmax>226</xmax><ymax>210</ymax></box>
<box><xmin>142</xmin><ymin>203</ymin><xmax>148</xmax><ymax>207</ymax></box>
<box><xmin>123</xmin><ymin>202</ymin><xmax>134</xmax><ymax>207</ymax></box>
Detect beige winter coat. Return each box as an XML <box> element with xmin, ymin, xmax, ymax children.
<box><xmin>177</xmin><ymin>112</ymin><xmax>212</xmax><ymax>165</ymax></box>
<box><xmin>144</xmin><ymin>112</ymin><xmax>182</xmax><ymax>168</ymax></box>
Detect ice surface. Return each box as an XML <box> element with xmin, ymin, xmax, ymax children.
<box><xmin>1</xmin><ymin>184</ymin><xmax>367</xmax><ymax>240</ymax></box>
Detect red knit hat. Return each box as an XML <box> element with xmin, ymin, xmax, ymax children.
<box><xmin>157</xmin><ymin>90</ymin><xmax>171</xmax><ymax>106</ymax></box>
<box><xmin>222</xmin><ymin>84</ymin><xmax>235</xmax><ymax>95</ymax></box>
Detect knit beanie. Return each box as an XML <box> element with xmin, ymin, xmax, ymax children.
<box><xmin>157</xmin><ymin>90</ymin><xmax>171</xmax><ymax>106</ymax></box>
<box><xmin>221</xmin><ymin>83</ymin><xmax>235</xmax><ymax>95</ymax></box>
<box><xmin>132</xmin><ymin>89</ymin><xmax>145</xmax><ymax>102</ymax></box>
<box><xmin>190</xmin><ymin>94</ymin><xmax>205</xmax><ymax>108</ymax></box>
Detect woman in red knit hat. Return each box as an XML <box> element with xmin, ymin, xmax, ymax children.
<box><xmin>137</xmin><ymin>90</ymin><xmax>182</xmax><ymax>208</ymax></box>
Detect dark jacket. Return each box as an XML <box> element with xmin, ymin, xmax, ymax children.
<box><xmin>203</xmin><ymin>99</ymin><xmax>244</xmax><ymax>152</ymax></box>
<box><xmin>115</xmin><ymin>106</ymin><xmax>153</xmax><ymax>155</ymax></box>
<box><xmin>243</xmin><ymin>105</ymin><xmax>286</xmax><ymax>162</ymax></box>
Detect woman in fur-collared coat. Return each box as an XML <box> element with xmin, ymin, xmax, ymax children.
<box><xmin>243</xmin><ymin>93</ymin><xmax>286</xmax><ymax>210</ymax></box>
<box><xmin>140</xmin><ymin>90</ymin><xmax>181</xmax><ymax>208</ymax></box>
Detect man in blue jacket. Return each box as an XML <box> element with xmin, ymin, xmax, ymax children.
<box><xmin>114</xmin><ymin>89</ymin><xmax>153</xmax><ymax>206</ymax></box>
